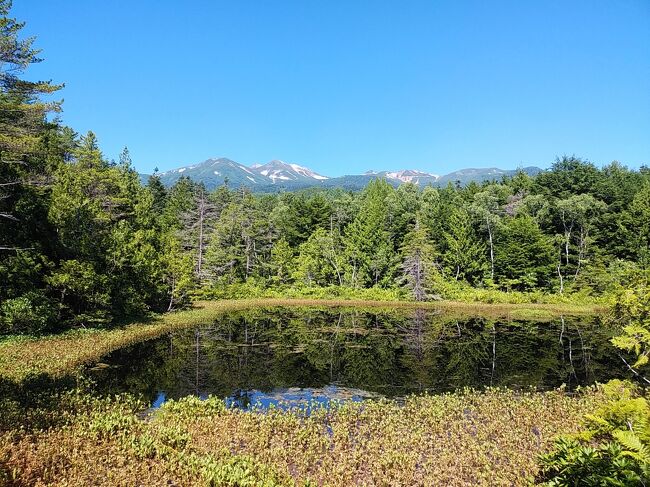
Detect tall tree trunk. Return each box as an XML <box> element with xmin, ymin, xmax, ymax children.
<box><xmin>487</xmin><ymin>216</ymin><xmax>494</xmax><ymax>280</ymax></box>
<box><xmin>197</xmin><ymin>191</ymin><xmax>204</xmax><ymax>278</ymax></box>
<box><xmin>557</xmin><ymin>242</ymin><xmax>564</xmax><ymax>294</ymax></box>
<box><xmin>167</xmin><ymin>277</ymin><xmax>176</xmax><ymax>312</ymax></box>
<box><xmin>575</xmin><ymin>227</ymin><xmax>587</xmax><ymax>278</ymax></box>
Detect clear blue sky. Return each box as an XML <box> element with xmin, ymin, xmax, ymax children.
<box><xmin>14</xmin><ymin>0</ymin><xmax>650</xmax><ymax>176</ymax></box>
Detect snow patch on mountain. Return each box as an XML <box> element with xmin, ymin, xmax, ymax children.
<box><xmin>252</xmin><ymin>160</ymin><xmax>329</xmax><ymax>183</ymax></box>
<box><xmin>384</xmin><ymin>169</ymin><xmax>439</xmax><ymax>183</ymax></box>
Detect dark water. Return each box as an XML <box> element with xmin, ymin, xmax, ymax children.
<box><xmin>89</xmin><ymin>307</ymin><xmax>626</xmax><ymax>410</ymax></box>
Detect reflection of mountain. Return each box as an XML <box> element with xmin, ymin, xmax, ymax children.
<box><xmin>90</xmin><ymin>309</ymin><xmax>623</xmax><ymax>408</ymax></box>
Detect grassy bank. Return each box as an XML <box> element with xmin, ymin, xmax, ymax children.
<box><xmin>0</xmin><ymin>298</ymin><xmax>603</xmax><ymax>384</ymax></box>
<box><xmin>199</xmin><ymin>281</ymin><xmax>611</xmax><ymax>307</ymax></box>
<box><xmin>0</xmin><ymin>386</ymin><xmax>604</xmax><ymax>486</ymax></box>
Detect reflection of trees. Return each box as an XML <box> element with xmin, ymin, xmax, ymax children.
<box><xmin>91</xmin><ymin>308</ymin><xmax>628</xmax><ymax>404</ymax></box>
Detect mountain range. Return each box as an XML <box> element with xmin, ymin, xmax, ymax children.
<box><xmin>147</xmin><ymin>158</ymin><xmax>543</xmax><ymax>191</ymax></box>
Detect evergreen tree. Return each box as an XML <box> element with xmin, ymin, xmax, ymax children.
<box><xmin>626</xmin><ymin>182</ymin><xmax>650</xmax><ymax>267</ymax></box>
<box><xmin>343</xmin><ymin>179</ymin><xmax>397</xmax><ymax>287</ymax></box>
<box><xmin>495</xmin><ymin>215</ymin><xmax>554</xmax><ymax>291</ymax></box>
<box><xmin>442</xmin><ymin>206</ymin><xmax>487</xmax><ymax>284</ymax></box>
<box><xmin>146</xmin><ymin>172</ymin><xmax>167</xmax><ymax>214</ymax></box>
<box><xmin>0</xmin><ymin>0</ymin><xmax>61</xmax><ymax>248</ymax></box>
<box><xmin>270</xmin><ymin>237</ymin><xmax>295</xmax><ymax>284</ymax></box>
<box><xmin>400</xmin><ymin>220</ymin><xmax>437</xmax><ymax>301</ymax></box>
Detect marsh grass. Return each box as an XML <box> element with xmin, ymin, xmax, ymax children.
<box><xmin>0</xmin><ymin>298</ymin><xmax>603</xmax><ymax>384</ymax></box>
<box><xmin>0</xmin><ymin>387</ymin><xmax>604</xmax><ymax>486</ymax></box>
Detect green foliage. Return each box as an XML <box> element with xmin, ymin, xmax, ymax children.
<box><xmin>400</xmin><ymin>219</ymin><xmax>438</xmax><ymax>300</ymax></box>
<box><xmin>270</xmin><ymin>237</ymin><xmax>294</xmax><ymax>283</ymax></box>
<box><xmin>626</xmin><ymin>182</ymin><xmax>650</xmax><ymax>266</ymax></box>
<box><xmin>539</xmin><ymin>288</ymin><xmax>650</xmax><ymax>484</ymax></box>
<box><xmin>157</xmin><ymin>394</ymin><xmax>225</xmax><ymax>420</ymax></box>
<box><xmin>538</xmin><ymin>380</ymin><xmax>650</xmax><ymax>486</ymax></box>
<box><xmin>610</xmin><ymin>278</ymin><xmax>650</xmax><ymax>381</ymax></box>
<box><xmin>343</xmin><ymin>179</ymin><xmax>397</xmax><ymax>288</ymax></box>
<box><xmin>442</xmin><ymin>206</ymin><xmax>487</xmax><ymax>284</ymax></box>
<box><xmin>192</xmin><ymin>453</ymin><xmax>286</xmax><ymax>487</ymax></box>
<box><xmin>293</xmin><ymin>227</ymin><xmax>345</xmax><ymax>287</ymax></box>
<box><xmin>495</xmin><ymin>215</ymin><xmax>555</xmax><ymax>291</ymax></box>
<box><xmin>0</xmin><ymin>291</ymin><xmax>53</xmax><ymax>333</ymax></box>
<box><xmin>2</xmin><ymin>1</ymin><xmax>649</xmax><ymax>335</ymax></box>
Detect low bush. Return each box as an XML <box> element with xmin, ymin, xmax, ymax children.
<box><xmin>196</xmin><ymin>279</ymin><xmax>603</xmax><ymax>306</ymax></box>
<box><xmin>538</xmin><ymin>380</ymin><xmax>650</xmax><ymax>486</ymax></box>
<box><xmin>0</xmin><ymin>291</ymin><xmax>55</xmax><ymax>335</ymax></box>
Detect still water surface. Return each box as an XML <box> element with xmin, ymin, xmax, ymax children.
<box><xmin>90</xmin><ymin>307</ymin><xmax>626</xmax><ymax>410</ymax></box>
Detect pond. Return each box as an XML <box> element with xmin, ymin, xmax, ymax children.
<box><xmin>89</xmin><ymin>307</ymin><xmax>627</xmax><ymax>410</ymax></box>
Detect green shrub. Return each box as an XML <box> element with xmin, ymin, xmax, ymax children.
<box><xmin>197</xmin><ymin>281</ymin><xmax>409</xmax><ymax>302</ymax></box>
<box><xmin>0</xmin><ymin>291</ymin><xmax>54</xmax><ymax>334</ymax></box>
<box><xmin>157</xmin><ymin>395</ymin><xmax>225</xmax><ymax>420</ymax></box>
<box><xmin>538</xmin><ymin>380</ymin><xmax>650</xmax><ymax>486</ymax></box>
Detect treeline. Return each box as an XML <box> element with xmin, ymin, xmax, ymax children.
<box><xmin>5</xmin><ymin>133</ymin><xmax>650</xmax><ymax>335</ymax></box>
<box><xmin>2</xmin><ymin>0</ymin><xmax>650</xmax><ymax>335</ymax></box>
<box><xmin>144</xmin><ymin>158</ymin><xmax>649</xmax><ymax>300</ymax></box>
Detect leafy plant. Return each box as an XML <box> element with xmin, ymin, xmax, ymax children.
<box><xmin>0</xmin><ymin>291</ymin><xmax>54</xmax><ymax>334</ymax></box>
<box><xmin>538</xmin><ymin>380</ymin><xmax>650</xmax><ymax>486</ymax></box>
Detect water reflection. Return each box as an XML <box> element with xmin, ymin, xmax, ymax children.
<box><xmin>90</xmin><ymin>308</ymin><xmax>626</xmax><ymax>409</ymax></box>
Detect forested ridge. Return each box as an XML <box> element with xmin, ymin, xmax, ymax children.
<box><xmin>2</xmin><ymin>0</ymin><xmax>650</xmax><ymax>335</ymax></box>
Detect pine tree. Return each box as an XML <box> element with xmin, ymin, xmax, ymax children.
<box><xmin>146</xmin><ymin>172</ymin><xmax>167</xmax><ymax>214</ymax></box>
<box><xmin>343</xmin><ymin>179</ymin><xmax>397</xmax><ymax>287</ymax></box>
<box><xmin>0</xmin><ymin>0</ymin><xmax>62</xmax><ymax>157</ymax></box>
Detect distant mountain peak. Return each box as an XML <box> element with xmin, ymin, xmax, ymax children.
<box><xmin>254</xmin><ymin>160</ymin><xmax>329</xmax><ymax>183</ymax></box>
<box><xmin>384</xmin><ymin>169</ymin><xmax>439</xmax><ymax>183</ymax></box>
<box><xmin>150</xmin><ymin>157</ymin><xmax>542</xmax><ymax>192</ymax></box>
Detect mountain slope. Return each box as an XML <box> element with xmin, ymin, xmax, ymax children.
<box><xmin>147</xmin><ymin>158</ymin><xmax>543</xmax><ymax>191</ymax></box>
<box><xmin>158</xmin><ymin>158</ymin><xmax>271</xmax><ymax>188</ymax></box>
<box><xmin>436</xmin><ymin>166</ymin><xmax>542</xmax><ymax>186</ymax></box>
<box><xmin>252</xmin><ymin>160</ymin><xmax>328</xmax><ymax>184</ymax></box>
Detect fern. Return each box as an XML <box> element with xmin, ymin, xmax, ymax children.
<box><xmin>613</xmin><ymin>429</ymin><xmax>650</xmax><ymax>464</ymax></box>
<box><xmin>538</xmin><ymin>380</ymin><xmax>650</xmax><ymax>486</ymax></box>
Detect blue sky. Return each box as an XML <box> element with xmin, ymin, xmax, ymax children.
<box><xmin>14</xmin><ymin>0</ymin><xmax>650</xmax><ymax>176</ymax></box>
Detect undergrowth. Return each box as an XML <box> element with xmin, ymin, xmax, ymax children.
<box><xmin>0</xmin><ymin>386</ymin><xmax>604</xmax><ymax>486</ymax></box>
